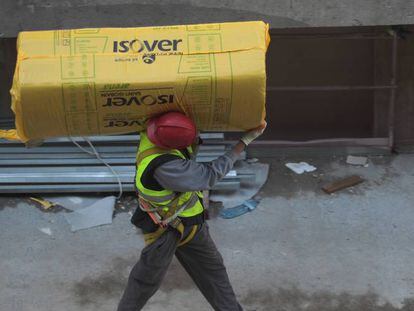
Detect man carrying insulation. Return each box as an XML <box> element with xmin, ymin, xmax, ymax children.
<box><xmin>118</xmin><ymin>112</ymin><xmax>266</xmax><ymax>311</ymax></box>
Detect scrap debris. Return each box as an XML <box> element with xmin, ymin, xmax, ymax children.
<box><xmin>247</xmin><ymin>158</ymin><xmax>259</xmax><ymax>164</ymax></box>
<box><xmin>38</xmin><ymin>227</ymin><xmax>52</xmax><ymax>236</ymax></box>
<box><xmin>285</xmin><ymin>162</ymin><xmax>317</xmax><ymax>174</ymax></box>
<box><xmin>29</xmin><ymin>197</ymin><xmax>56</xmax><ymax>210</ymax></box>
<box><xmin>322</xmin><ymin>175</ymin><xmax>364</xmax><ymax>194</ymax></box>
<box><xmin>346</xmin><ymin>155</ymin><xmax>368</xmax><ymax>166</ymax></box>
<box><xmin>64</xmin><ymin>196</ymin><xmax>115</xmax><ymax>232</ymax></box>
<box><xmin>210</xmin><ymin>162</ymin><xmax>269</xmax><ymax>209</ymax></box>
<box><xmin>219</xmin><ymin>199</ymin><xmax>260</xmax><ymax>219</ymax></box>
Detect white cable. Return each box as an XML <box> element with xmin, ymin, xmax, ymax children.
<box><xmin>70</xmin><ymin>137</ymin><xmax>123</xmax><ymax>199</ymax></box>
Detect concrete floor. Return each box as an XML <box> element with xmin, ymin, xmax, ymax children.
<box><xmin>1</xmin><ymin>154</ymin><xmax>414</xmax><ymax>311</ymax></box>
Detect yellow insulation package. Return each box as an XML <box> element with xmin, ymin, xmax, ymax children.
<box><xmin>6</xmin><ymin>21</ymin><xmax>269</xmax><ymax>142</ymax></box>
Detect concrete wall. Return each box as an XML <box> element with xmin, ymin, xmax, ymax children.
<box><xmin>0</xmin><ymin>39</ymin><xmax>16</xmax><ymax>128</ymax></box>
<box><xmin>264</xmin><ymin>28</ymin><xmax>378</xmax><ymax>141</ymax></box>
<box><xmin>394</xmin><ymin>27</ymin><xmax>414</xmax><ymax>147</ymax></box>
<box><xmin>1</xmin><ymin>0</ymin><xmax>414</xmax><ymax>37</ymax></box>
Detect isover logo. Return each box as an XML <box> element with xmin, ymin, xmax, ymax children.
<box><xmin>113</xmin><ymin>38</ymin><xmax>182</xmax><ymax>53</ymax></box>
<box><xmin>102</xmin><ymin>90</ymin><xmax>175</xmax><ymax>107</ymax></box>
<box><xmin>104</xmin><ymin>118</ymin><xmax>147</xmax><ymax>128</ymax></box>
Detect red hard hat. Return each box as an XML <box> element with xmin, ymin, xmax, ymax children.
<box><xmin>147</xmin><ymin>112</ymin><xmax>197</xmax><ymax>149</ymax></box>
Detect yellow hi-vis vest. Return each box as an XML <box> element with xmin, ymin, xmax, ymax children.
<box><xmin>135</xmin><ymin>133</ymin><xmax>204</xmax><ymax>219</ymax></box>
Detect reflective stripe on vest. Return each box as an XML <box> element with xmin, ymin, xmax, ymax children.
<box><xmin>135</xmin><ymin>133</ymin><xmax>203</xmax><ymax>218</ymax></box>
<box><xmin>137</xmin><ymin>191</ymin><xmax>176</xmax><ymax>203</ymax></box>
<box><xmin>160</xmin><ymin>192</ymin><xmax>200</xmax><ymax>224</ymax></box>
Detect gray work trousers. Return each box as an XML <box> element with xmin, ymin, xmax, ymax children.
<box><xmin>117</xmin><ymin>223</ymin><xmax>243</xmax><ymax>311</ymax></box>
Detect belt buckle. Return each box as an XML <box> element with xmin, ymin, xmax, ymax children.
<box><xmin>167</xmin><ymin>217</ymin><xmax>181</xmax><ymax>229</ymax></box>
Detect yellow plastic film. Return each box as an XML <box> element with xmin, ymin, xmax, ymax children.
<box><xmin>8</xmin><ymin>21</ymin><xmax>269</xmax><ymax>141</ymax></box>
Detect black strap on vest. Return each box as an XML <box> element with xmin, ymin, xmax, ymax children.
<box><xmin>180</xmin><ymin>148</ymin><xmax>191</xmax><ymax>160</ymax></box>
<box><xmin>140</xmin><ymin>154</ymin><xmax>182</xmax><ymax>191</ymax></box>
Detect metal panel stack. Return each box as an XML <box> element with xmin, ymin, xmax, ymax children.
<box><xmin>0</xmin><ymin>134</ymin><xmax>250</xmax><ymax>194</ymax></box>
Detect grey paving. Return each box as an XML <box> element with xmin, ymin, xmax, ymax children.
<box><xmin>1</xmin><ymin>154</ymin><xmax>414</xmax><ymax>310</ymax></box>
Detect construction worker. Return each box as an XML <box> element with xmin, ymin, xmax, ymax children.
<box><xmin>117</xmin><ymin>112</ymin><xmax>266</xmax><ymax>311</ymax></box>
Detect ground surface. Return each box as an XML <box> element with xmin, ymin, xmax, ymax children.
<box><xmin>1</xmin><ymin>154</ymin><xmax>414</xmax><ymax>311</ymax></box>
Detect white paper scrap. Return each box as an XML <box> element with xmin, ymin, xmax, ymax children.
<box><xmin>39</xmin><ymin>227</ymin><xmax>52</xmax><ymax>236</ymax></box>
<box><xmin>285</xmin><ymin>162</ymin><xmax>317</xmax><ymax>174</ymax></box>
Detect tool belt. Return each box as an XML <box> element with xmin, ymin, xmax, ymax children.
<box><xmin>138</xmin><ymin>193</ymin><xmax>200</xmax><ymax>246</ymax></box>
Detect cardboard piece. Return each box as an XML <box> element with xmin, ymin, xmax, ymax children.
<box><xmin>64</xmin><ymin>196</ymin><xmax>115</xmax><ymax>232</ymax></box>
<box><xmin>5</xmin><ymin>21</ymin><xmax>269</xmax><ymax>142</ymax></box>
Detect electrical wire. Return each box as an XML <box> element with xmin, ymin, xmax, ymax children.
<box><xmin>70</xmin><ymin>137</ymin><xmax>123</xmax><ymax>199</ymax></box>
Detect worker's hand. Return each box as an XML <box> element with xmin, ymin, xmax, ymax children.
<box><xmin>240</xmin><ymin>121</ymin><xmax>267</xmax><ymax>146</ymax></box>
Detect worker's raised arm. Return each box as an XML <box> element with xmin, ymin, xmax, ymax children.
<box><xmin>154</xmin><ymin>122</ymin><xmax>267</xmax><ymax>192</ymax></box>
<box><xmin>154</xmin><ymin>151</ymin><xmax>238</xmax><ymax>192</ymax></box>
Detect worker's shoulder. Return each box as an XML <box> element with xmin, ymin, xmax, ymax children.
<box><xmin>148</xmin><ymin>153</ymin><xmax>183</xmax><ymax>168</ymax></box>
<box><xmin>155</xmin><ymin>156</ymin><xmax>199</xmax><ymax>174</ymax></box>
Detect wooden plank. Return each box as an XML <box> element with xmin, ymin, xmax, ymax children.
<box><xmin>322</xmin><ymin>175</ymin><xmax>364</xmax><ymax>194</ymax></box>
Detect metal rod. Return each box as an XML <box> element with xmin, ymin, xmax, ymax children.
<box><xmin>0</xmin><ymin>155</ymin><xmax>233</xmax><ymax>165</ymax></box>
<box><xmin>0</xmin><ymin>158</ymin><xmax>138</xmax><ymax>165</ymax></box>
<box><xmin>0</xmin><ymin>170</ymin><xmax>251</xmax><ymax>183</ymax></box>
<box><xmin>0</xmin><ymin>146</ymin><xmax>140</xmax><ymax>153</ymax></box>
<box><xmin>0</xmin><ymin>151</ymin><xmax>246</xmax><ymax>162</ymax></box>
<box><xmin>0</xmin><ymin>145</ymin><xmax>227</xmax><ymax>154</ymax></box>
<box><xmin>0</xmin><ymin>149</ymin><xmax>230</xmax><ymax>158</ymax></box>
<box><xmin>0</xmin><ymin>170</ymin><xmax>251</xmax><ymax>180</ymax></box>
<box><xmin>0</xmin><ymin>165</ymin><xmax>240</xmax><ymax>174</ymax></box>
<box><xmin>0</xmin><ymin>133</ymin><xmax>225</xmax><ymax>145</ymax></box>
<box><xmin>0</xmin><ymin>181</ymin><xmax>241</xmax><ymax>193</ymax></box>
<box><xmin>388</xmin><ymin>31</ymin><xmax>398</xmax><ymax>150</ymax></box>
<box><xmin>0</xmin><ymin>184</ymin><xmax>140</xmax><ymax>193</ymax></box>
<box><xmin>267</xmin><ymin>85</ymin><xmax>397</xmax><ymax>92</ymax></box>
<box><xmin>0</xmin><ymin>174</ymin><xmax>135</xmax><ymax>183</ymax></box>
<box><xmin>0</xmin><ymin>165</ymin><xmax>138</xmax><ymax>173</ymax></box>
<box><xmin>0</xmin><ymin>153</ymin><xmax>137</xmax><ymax>159</ymax></box>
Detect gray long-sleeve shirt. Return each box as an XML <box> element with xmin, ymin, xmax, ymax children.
<box><xmin>153</xmin><ymin>151</ymin><xmax>239</xmax><ymax>192</ymax></box>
